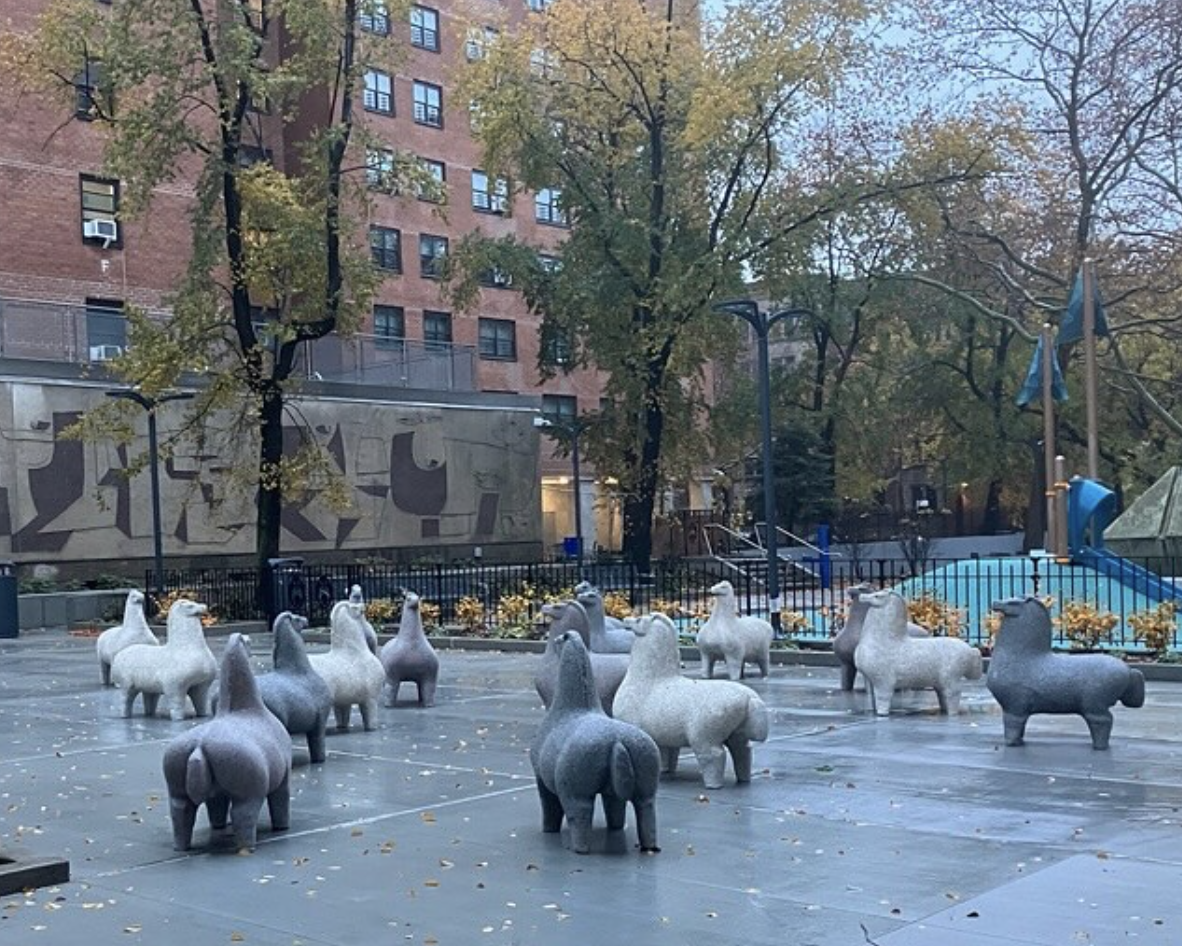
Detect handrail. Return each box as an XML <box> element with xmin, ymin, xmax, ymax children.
<box><xmin>703</xmin><ymin>522</ymin><xmax>765</xmax><ymax>558</ymax></box>
<box><xmin>753</xmin><ymin>522</ymin><xmax>845</xmax><ymax>558</ymax></box>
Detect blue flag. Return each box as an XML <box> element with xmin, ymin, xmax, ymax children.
<box><xmin>1016</xmin><ymin>335</ymin><xmax>1068</xmax><ymax>407</ymax></box>
<box><xmin>1056</xmin><ymin>268</ymin><xmax>1109</xmax><ymax>347</ymax></box>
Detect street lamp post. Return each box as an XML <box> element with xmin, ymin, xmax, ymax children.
<box><xmin>713</xmin><ymin>300</ymin><xmax>811</xmax><ymax>633</ymax></box>
<box><xmin>107</xmin><ymin>389</ymin><xmax>195</xmax><ymax>604</ymax></box>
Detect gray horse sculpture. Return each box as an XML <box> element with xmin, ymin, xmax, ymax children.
<box><xmin>533</xmin><ymin>600</ymin><xmax>628</xmax><ymax>716</ymax></box>
<box><xmin>257</xmin><ymin>612</ymin><xmax>333</xmax><ymax>763</ymax></box>
<box><xmin>530</xmin><ymin>631</ymin><xmax>660</xmax><ymax>854</ymax></box>
<box><xmin>380</xmin><ymin>592</ymin><xmax>440</xmax><ymax>707</ymax></box>
<box><xmin>987</xmin><ymin>596</ymin><xmax>1145</xmax><ymax>749</ymax></box>
<box><xmin>162</xmin><ymin>633</ymin><xmax>292</xmax><ymax>851</ymax></box>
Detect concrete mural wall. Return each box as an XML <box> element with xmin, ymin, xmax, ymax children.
<box><xmin>0</xmin><ymin>380</ymin><xmax>542</xmax><ymax>565</ymax></box>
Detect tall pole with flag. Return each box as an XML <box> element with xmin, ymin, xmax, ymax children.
<box><xmin>1056</xmin><ymin>264</ymin><xmax>1109</xmax><ymax>480</ymax></box>
<box><xmin>1083</xmin><ymin>262</ymin><xmax>1099</xmax><ymax>478</ymax></box>
<box><xmin>1017</xmin><ymin>323</ymin><xmax>1068</xmax><ymax>551</ymax></box>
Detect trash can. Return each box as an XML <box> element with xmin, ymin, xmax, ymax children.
<box><xmin>562</xmin><ymin>536</ymin><xmax>582</xmax><ymax>560</ymax></box>
<box><xmin>0</xmin><ymin>561</ymin><xmax>18</xmax><ymax>639</ymax></box>
<box><xmin>267</xmin><ymin>557</ymin><xmax>306</xmax><ymax>621</ymax></box>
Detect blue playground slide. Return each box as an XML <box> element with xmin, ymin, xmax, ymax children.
<box><xmin>1075</xmin><ymin>547</ymin><xmax>1182</xmax><ymax>603</ymax></box>
<box><xmin>1069</xmin><ymin>477</ymin><xmax>1182</xmax><ymax>602</ymax></box>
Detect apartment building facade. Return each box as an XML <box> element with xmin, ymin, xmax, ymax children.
<box><xmin>0</xmin><ymin>0</ymin><xmax>629</xmax><ymax>569</ymax></box>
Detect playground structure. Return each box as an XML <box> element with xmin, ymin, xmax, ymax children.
<box><xmin>895</xmin><ymin>477</ymin><xmax>1182</xmax><ymax>648</ymax></box>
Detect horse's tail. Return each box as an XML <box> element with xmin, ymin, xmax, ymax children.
<box><xmin>741</xmin><ymin>694</ymin><xmax>770</xmax><ymax>742</ymax></box>
<box><xmin>185</xmin><ymin>745</ymin><xmax>213</xmax><ymax>803</ymax></box>
<box><xmin>609</xmin><ymin>742</ymin><xmax>636</xmax><ymax>800</ymax></box>
<box><xmin>964</xmin><ymin>647</ymin><xmax>984</xmax><ymax>681</ymax></box>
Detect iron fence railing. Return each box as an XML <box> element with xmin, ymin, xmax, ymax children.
<box><xmin>151</xmin><ymin>553</ymin><xmax>1182</xmax><ymax>651</ymax></box>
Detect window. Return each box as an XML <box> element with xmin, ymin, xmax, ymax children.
<box><xmin>541</xmin><ymin>328</ymin><xmax>573</xmax><ymax>367</ymax></box>
<box><xmin>529</xmin><ymin>48</ymin><xmax>557</xmax><ymax>78</ymax></box>
<box><xmin>471</xmin><ymin>171</ymin><xmax>508</xmax><ymax>214</ymax></box>
<box><xmin>423</xmin><ymin>310</ymin><xmax>452</xmax><ymax>350</ymax></box>
<box><xmin>419</xmin><ymin>233</ymin><xmax>448</xmax><ymax>278</ymax></box>
<box><xmin>366</xmin><ymin>148</ymin><xmax>394</xmax><ymax>189</ymax></box>
<box><xmin>535</xmin><ymin>187</ymin><xmax>567</xmax><ymax>225</ymax></box>
<box><xmin>410</xmin><ymin>6</ymin><xmax>440</xmax><ymax>51</ymax></box>
<box><xmin>478</xmin><ymin>266</ymin><xmax>513</xmax><ymax>289</ymax></box>
<box><xmin>74</xmin><ymin>59</ymin><xmax>109</xmax><ymax>120</ymax></box>
<box><xmin>369</xmin><ymin>226</ymin><xmax>402</xmax><ymax>272</ymax></box>
<box><xmin>526</xmin><ymin>0</ymin><xmax>550</xmax><ymax>11</ymax></box>
<box><xmin>413</xmin><ymin>81</ymin><xmax>442</xmax><ymax>128</ymax></box>
<box><xmin>478</xmin><ymin>317</ymin><xmax>516</xmax><ymax>360</ymax></box>
<box><xmin>80</xmin><ymin>175</ymin><xmax>120</xmax><ymax>246</ymax></box>
<box><xmin>86</xmin><ymin>297</ymin><xmax>126</xmax><ymax>361</ymax></box>
<box><xmin>418</xmin><ymin>158</ymin><xmax>446</xmax><ymax>201</ymax></box>
<box><xmin>542</xmin><ymin>394</ymin><xmax>577</xmax><ymax>423</ymax></box>
<box><xmin>373</xmin><ymin>305</ymin><xmax>405</xmax><ymax>350</ymax></box>
<box><xmin>538</xmin><ymin>253</ymin><xmax>562</xmax><ymax>273</ymax></box>
<box><xmin>363</xmin><ymin>70</ymin><xmax>393</xmax><ymax>114</ymax></box>
<box><xmin>466</xmin><ymin>26</ymin><xmax>497</xmax><ymax>61</ymax></box>
<box><xmin>359</xmin><ymin>0</ymin><xmax>389</xmax><ymax>35</ymax></box>
<box><xmin>238</xmin><ymin>144</ymin><xmax>273</xmax><ymax>167</ymax></box>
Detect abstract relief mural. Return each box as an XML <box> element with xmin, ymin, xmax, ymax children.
<box><xmin>0</xmin><ymin>382</ymin><xmax>542</xmax><ymax>563</ymax></box>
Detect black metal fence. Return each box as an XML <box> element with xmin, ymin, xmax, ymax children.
<box><xmin>151</xmin><ymin>553</ymin><xmax>1182</xmax><ymax>651</ymax></box>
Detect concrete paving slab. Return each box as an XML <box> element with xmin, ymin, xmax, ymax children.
<box><xmin>2</xmin><ymin>630</ymin><xmax>1181</xmax><ymax>945</ymax></box>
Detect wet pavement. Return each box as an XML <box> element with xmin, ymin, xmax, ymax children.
<box><xmin>1</xmin><ymin>630</ymin><xmax>1180</xmax><ymax>945</ymax></box>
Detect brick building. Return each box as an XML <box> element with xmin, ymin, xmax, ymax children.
<box><xmin>0</xmin><ymin>0</ymin><xmax>647</xmax><ymax>564</ymax></box>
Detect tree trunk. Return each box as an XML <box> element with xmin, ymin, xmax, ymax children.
<box><xmin>622</xmin><ymin>396</ymin><xmax>665</xmax><ymax>573</ymax></box>
<box><xmin>1024</xmin><ymin>440</ymin><xmax>1045</xmax><ymax>551</ymax></box>
<box><xmin>256</xmin><ymin>382</ymin><xmax>285</xmax><ymax>614</ymax></box>
<box><xmin>981</xmin><ymin>478</ymin><xmax>1004</xmax><ymax>534</ymax></box>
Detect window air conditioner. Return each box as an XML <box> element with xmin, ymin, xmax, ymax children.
<box><xmin>89</xmin><ymin>344</ymin><xmax>124</xmax><ymax>361</ymax></box>
<box><xmin>83</xmin><ymin>218</ymin><xmax>119</xmax><ymax>242</ymax></box>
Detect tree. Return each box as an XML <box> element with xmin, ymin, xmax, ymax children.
<box><xmin>456</xmin><ymin>0</ymin><xmax>985</xmax><ymax>571</ymax></box>
<box><xmin>4</xmin><ymin>0</ymin><xmax>412</xmax><ymax>601</ymax></box>
<box><xmin>897</xmin><ymin>0</ymin><xmax>1182</xmax><ymax>482</ymax></box>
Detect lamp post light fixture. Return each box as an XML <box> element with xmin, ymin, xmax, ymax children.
<box><xmin>106</xmin><ymin>389</ymin><xmax>195</xmax><ymax>605</ymax></box>
<box><xmin>534</xmin><ymin>412</ymin><xmax>591</xmax><ymax>573</ymax></box>
<box><xmin>712</xmin><ymin>299</ymin><xmax>811</xmax><ymax>633</ymax></box>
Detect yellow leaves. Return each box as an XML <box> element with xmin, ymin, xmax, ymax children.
<box><xmin>602</xmin><ymin>591</ymin><xmax>632</xmax><ymax>619</ymax></box>
<box><xmin>907</xmin><ymin>592</ymin><xmax>965</xmax><ymax>637</ymax></box>
<box><xmin>1128</xmin><ymin>601</ymin><xmax>1177</xmax><ymax>653</ymax></box>
<box><xmin>456</xmin><ymin>596</ymin><xmax>487</xmax><ymax>632</ymax></box>
<box><xmin>1057</xmin><ymin>600</ymin><xmax>1119</xmax><ymax>651</ymax></box>
<box><xmin>365</xmin><ymin>597</ymin><xmax>399</xmax><ymax>625</ymax></box>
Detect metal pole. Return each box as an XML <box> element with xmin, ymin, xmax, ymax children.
<box><xmin>147</xmin><ymin>405</ymin><xmax>165</xmax><ymax>601</ymax></box>
<box><xmin>755</xmin><ymin>320</ymin><xmax>782</xmax><ymax>632</ymax></box>
<box><xmin>1082</xmin><ymin>262</ymin><xmax>1100</xmax><ymax>479</ymax></box>
<box><xmin>1054</xmin><ymin>454</ymin><xmax>1069</xmax><ymax>561</ymax></box>
<box><xmin>571</xmin><ymin>425</ymin><xmax>584</xmax><ymax>574</ymax></box>
<box><xmin>1041</xmin><ymin>323</ymin><xmax>1056</xmax><ymax>552</ymax></box>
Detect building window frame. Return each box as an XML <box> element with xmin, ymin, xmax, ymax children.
<box><xmin>419</xmin><ymin>233</ymin><xmax>449</xmax><ymax>278</ymax></box>
<box><xmin>542</xmin><ymin>394</ymin><xmax>578</xmax><ymax>424</ymax></box>
<box><xmin>74</xmin><ymin>59</ymin><xmax>110</xmax><ymax>121</ymax></box>
<box><xmin>366</xmin><ymin>147</ymin><xmax>395</xmax><ymax>189</ymax></box>
<box><xmin>413</xmin><ymin>80</ymin><xmax>443</xmax><ymax>128</ymax></box>
<box><xmin>79</xmin><ymin>174</ymin><xmax>121</xmax><ymax>247</ymax></box>
<box><xmin>373</xmin><ymin>304</ymin><xmax>406</xmax><ymax>350</ymax></box>
<box><xmin>418</xmin><ymin>158</ymin><xmax>446</xmax><ymax>202</ymax></box>
<box><xmin>363</xmin><ymin>69</ymin><xmax>393</xmax><ymax>114</ymax></box>
<box><xmin>410</xmin><ymin>5</ymin><xmax>440</xmax><ymax>51</ymax></box>
<box><xmin>471</xmin><ymin>170</ymin><xmax>508</xmax><ymax>214</ymax></box>
<box><xmin>466</xmin><ymin>25</ymin><xmax>498</xmax><ymax>61</ymax></box>
<box><xmin>478</xmin><ymin>317</ymin><xmax>517</xmax><ymax>361</ymax></box>
<box><xmin>369</xmin><ymin>226</ymin><xmax>402</xmax><ymax>273</ymax></box>
<box><xmin>535</xmin><ymin>187</ymin><xmax>567</xmax><ymax>226</ymax></box>
<box><xmin>359</xmin><ymin>0</ymin><xmax>390</xmax><ymax>35</ymax></box>
<box><xmin>423</xmin><ymin>310</ymin><xmax>453</xmax><ymax>350</ymax></box>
